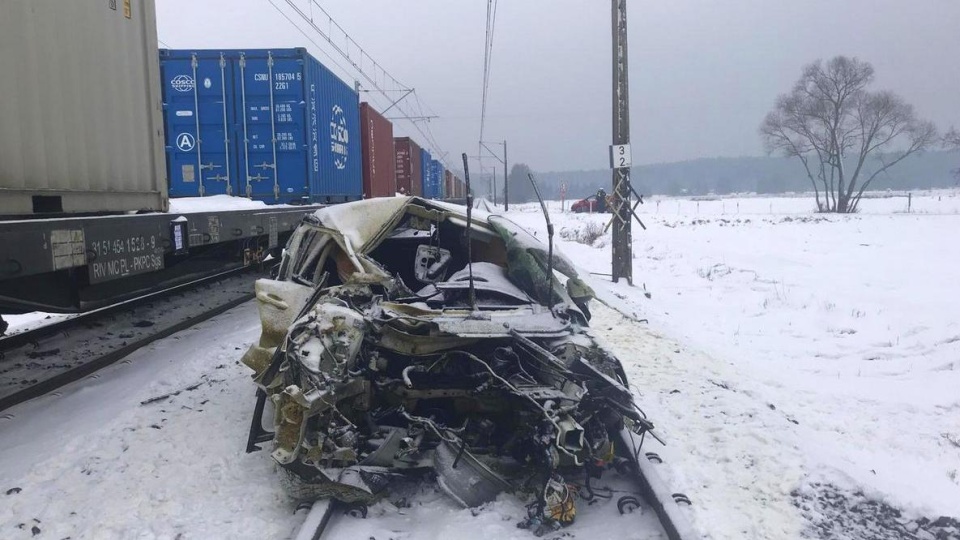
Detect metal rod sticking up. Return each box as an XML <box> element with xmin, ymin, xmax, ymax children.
<box><xmin>527</xmin><ymin>172</ymin><xmax>555</xmax><ymax>310</ymax></box>
<box><xmin>461</xmin><ymin>153</ymin><xmax>477</xmax><ymax>311</ymax></box>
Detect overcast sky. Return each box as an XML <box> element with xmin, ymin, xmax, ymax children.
<box><xmin>156</xmin><ymin>0</ymin><xmax>960</xmax><ymax>172</ymax></box>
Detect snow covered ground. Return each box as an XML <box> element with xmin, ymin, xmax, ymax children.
<box><xmin>0</xmin><ymin>307</ymin><xmax>304</xmax><ymax>539</ymax></box>
<box><xmin>1</xmin><ymin>190</ymin><xmax>958</xmax><ymax>539</ymax></box>
<box><xmin>510</xmin><ymin>189</ymin><xmax>960</xmax><ymax>538</ymax></box>
<box><xmin>168</xmin><ymin>195</ymin><xmax>282</xmax><ymax>214</ymax></box>
<box><xmin>2</xmin><ymin>312</ymin><xmax>74</xmax><ymax>335</ymax></box>
<box><xmin>0</xmin><ymin>300</ymin><xmax>670</xmax><ymax>540</ymax></box>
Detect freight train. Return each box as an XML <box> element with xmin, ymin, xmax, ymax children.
<box><xmin>0</xmin><ymin>0</ymin><xmax>463</xmax><ymax>323</ymax></box>
<box><xmin>157</xmin><ymin>48</ymin><xmax>464</xmax><ymax>204</ymax></box>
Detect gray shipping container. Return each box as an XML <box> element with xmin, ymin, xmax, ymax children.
<box><xmin>0</xmin><ymin>0</ymin><xmax>168</xmax><ymax>215</ymax></box>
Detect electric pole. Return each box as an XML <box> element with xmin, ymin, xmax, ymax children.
<box><xmin>503</xmin><ymin>140</ymin><xmax>508</xmax><ymax>211</ymax></box>
<box><xmin>480</xmin><ymin>140</ymin><xmax>508</xmax><ymax>210</ymax></box>
<box><xmin>611</xmin><ymin>0</ymin><xmax>633</xmax><ymax>284</ymax></box>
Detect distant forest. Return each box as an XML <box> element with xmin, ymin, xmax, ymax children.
<box><xmin>492</xmin><ymin>150</ymin><xmax>959</xmax><ymax>202</ymax></box>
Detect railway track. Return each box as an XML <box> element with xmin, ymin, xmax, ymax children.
<box><xmin>0</xmin><ymin>267</ymin><xmax>262</xmax><ymax>413</ymax></box>
<box><xmin>290</xmin><ymin>430</ymin><xmax>701</xmax><ymax>540</ymax></box>
<box><xmin>0</xmin><ymin>262</ymin><xmax>701</xmax><ymax>540</ymax></box>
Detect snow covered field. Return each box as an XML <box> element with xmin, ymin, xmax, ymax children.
<box><xmin>511</xmin><ymin>189</ymin><xmax>960</xmax><ymax>537</ymax></box>
<box><xmin>1</xmin><ymin>190</ymin><xmax>958</xmax><ymax>539</ymax></box>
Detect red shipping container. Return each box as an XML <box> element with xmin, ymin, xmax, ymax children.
<box><xmin>360</xmin><ymin>103</ymin><xmax>397</xmax><ymax>198</ymax></box>
<box><xmin>394</xmin><ymin>137</ymin><xmax>422</xmax><ymax>196</ymax></box>
<box><xmin>444</xmin><ymin>170</ymin><xmax>453</xmax><ymax>199</ymax></box>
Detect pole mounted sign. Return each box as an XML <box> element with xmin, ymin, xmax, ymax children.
<box><xmin>610</xmin><ymin>144</ymin><xmax>632</xmax><ymax>169</ymax></box>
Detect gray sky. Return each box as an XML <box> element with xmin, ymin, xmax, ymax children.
<box><xmin>156</xmin><ymin>0</ymin><xmax>960</xmax><ymax>172</ymax></box>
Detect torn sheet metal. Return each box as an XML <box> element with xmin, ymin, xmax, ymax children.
<box><xmin>242</xmin><ymin>196</ymin><xmax>670</xmax><ymax>536</ymax></box>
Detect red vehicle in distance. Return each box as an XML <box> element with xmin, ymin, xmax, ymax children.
<box><xmin>570</xmin><ymin>193</ymin><xmax>613</xmax><ymax>213</ymax></box>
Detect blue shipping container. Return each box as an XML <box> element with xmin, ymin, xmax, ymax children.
<box><xmin>159</xmin><ymin>48</ymin><xmax>361</xmax><ymax>203</ymax></box>
<box><xmin>419</xmin><ymin>148</ymin><xmax>432</xmax><ymax>198</ymax></box>
<box><xmin>426</xmin><ymin>159</ymin><xmax>444</xmax><ymax>199</ymax></box>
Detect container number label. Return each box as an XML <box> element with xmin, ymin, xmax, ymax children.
<box><xmin>88</xmin><ymin>230</ymin><xmax>163</xmax><ymax>283</ymax></box>
<box><xmin>89</xmin><ymin>235</ymin><xmax>158</xmax><ymax>258</ymax></box>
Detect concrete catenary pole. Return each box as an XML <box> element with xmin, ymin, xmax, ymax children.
<box><xmin>611</xmin><ymin>0</ymin><xmax>633</xmax><ymax>284</ymax></box>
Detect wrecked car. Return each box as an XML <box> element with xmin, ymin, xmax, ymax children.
<box><xmin>241</xmin><ymin>196</ymin><xmax>661</xmax><ymax>535</ymax></box>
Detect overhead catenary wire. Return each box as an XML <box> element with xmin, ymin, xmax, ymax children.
<box><xmin>263</xmin><ymin>0</ymin><xmax>453</xmax><ymax>171</ymax></box>
<box><xmin>477</xmin><ymin>0</ymin><xmax>499</xmax><ymax>197</ymax></box>
<box><xmin>266</xmin><ymin>0</ymin><xmax>451</xmax><ymax>169</ymax></box>
<box><xmin>478</xmin><ymin>0</ymin><xmax>498</xmax><ymax>144</ymax></box>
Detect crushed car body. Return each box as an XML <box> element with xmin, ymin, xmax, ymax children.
<box><xmin>241</xmin><ymin>196</ymin><xmax>667</xmax><ymax>535</ymax></box>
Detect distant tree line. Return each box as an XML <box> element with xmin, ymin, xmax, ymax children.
<box><xmin>484</xmin><ymin>150</ymin><xmax>958</xmax><ymax>203</ymax></box>
<box><xmin>488</xmin><ymin>56</ymin><xmax>959</xmax><ymax>206</ymax></box>
<box><xmin>946</xmin><ymin>128</ymin><xmax>960</xmax><ymax>182</ymax></box>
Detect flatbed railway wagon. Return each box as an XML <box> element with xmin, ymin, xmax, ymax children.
<box><xmin>0</xmin><ymin>0</ymin><xmax>318</xmax><ymax>322</ymax></box>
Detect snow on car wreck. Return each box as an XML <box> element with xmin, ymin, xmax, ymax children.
<box><xmin>240</xmin><ymin>196</ymin><xmax>660</xmax><ymax>534</ymax></box>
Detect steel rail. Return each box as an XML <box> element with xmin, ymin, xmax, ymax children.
<box><xmin>0</xmin><ymin>268</ymin><xmax>257</xmax><ymax>413</ymax></box>
<box><xmin>0</xmin><ymin>265</ymin><xmax>251</xmax><ymax>354</ymax></box>
<box><xmin>290</xmin><ymin>413</ymin><xmax>701</xmax><ymax>540</ymax></box>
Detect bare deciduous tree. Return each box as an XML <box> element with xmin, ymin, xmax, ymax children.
<box><xmin>761</xmin><ymin>56</ymin><xmax>937</xmax><ymax>212</ymax></box>
<box><xmin>945</xmin><ymin>128</ymin><xmax>960</xmax><ymax>183</ymax></box>
<box><xmin>946</xmin><ymin>128</ymin><xmax>960</xmax><ymax>148</ymax></box>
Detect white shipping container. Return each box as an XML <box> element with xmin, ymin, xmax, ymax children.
<box><xmin>0</xmin><ymin>0</ymin><xmax>168</xmax><ymax>215</ymax></box>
